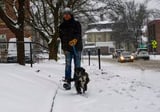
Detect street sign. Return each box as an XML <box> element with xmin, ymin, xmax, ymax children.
<box><xmin>139</xmin><ymin>44</ymin><xmax>147</xmax><ymax>48</ymax></box>
<box><xmin>151</xmin><ymin>40</ymin><xmax>158</xmax><ymax>49</ymax></box>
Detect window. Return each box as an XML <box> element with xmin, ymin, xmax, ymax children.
<box><xmin>0</xmin><ymin>34</ymin><xmax>7</xmax><ymax>50</ymax></box>
<box><xmin>0</xmin><ymin>1</ymin><xmax>5</xmax><ymax>10</ymax></box>
<box><xmin>96</xmin><ymin>34</ymin><xmax>102</xmax><ymax>42</ymax></box>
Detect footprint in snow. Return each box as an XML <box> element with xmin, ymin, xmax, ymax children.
<box><xmin>134</xmin><ymin>106</ymin><xmax>138</xmax><ymax>110</ymax></box>
<box><xmin>48</xmin><ymin>75</ymin><xmax>52</xmax><ymax>78</ymax></box>
<box><xmin>98</xmin><ymin>89</ymin><xmax>103</xmax><ymax>93</ymax></box>
<box><xmin>35</xmin><ymin>70</ymin><xmax>40</xmax><ymax>72</ymax></box>
<box><xmin>156</xmin><ymin>94</ymin><xmax>160</xmax><ymax>98</ymax></box>
<box><xmin>121</xmin><ymin>88</ymin><xmax>126</xmax><ymax>91</ymax></box>
<box><xmin>101</xmin><ymin>72</ymin><xmax>108</xmax><ymax>75</ymax></box>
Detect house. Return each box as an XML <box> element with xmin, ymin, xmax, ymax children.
<box><xmin>0</xmin><ymin>0</ymin><xmax>33</xmax><ymax>62</ymax></box>
<box><xmin>84</xmin><ymin>21</ymin><xmax>115</xmax><ymax>55</ymax></box>
<box><xmin>0</xmin><ymin>0</ymin><xmax>32</xmax><ymax>42</ymax></box>
<box><xmin>148</xmin><ymin>19</ymin><xmax>160</xmax><ymax>54</ymax></box>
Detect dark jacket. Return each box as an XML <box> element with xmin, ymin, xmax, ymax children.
<box><xmin>59</xmin><ymin>18</ymin><xmax>83</xmax><ymax>52</ymax></box>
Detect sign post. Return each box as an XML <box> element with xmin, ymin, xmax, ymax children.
<box><xmin>151</xmin><ymin>40</ymin><xmax>158</xmax><ymax>54</ymax></box>
<box><xmin>151</xmin><ymin>40</ymin><xmax>158</xmax><ymax>49</ymax></box>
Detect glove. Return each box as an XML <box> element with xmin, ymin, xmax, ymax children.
<box><xmin>69</xmin><ymin>39</ymin><xmax>77</xmax><ymax>46</ymax></box>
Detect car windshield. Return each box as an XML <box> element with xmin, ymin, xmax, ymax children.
<box><xmin>116</xmin><ymin>49</ymin><xmax>124</xmax><ymax>52</ymax></box>
<box><xmin>139</xmin><ymin>51</ymin><xmax>148</xmax><ymax>54</ymax></box>
<box><xmin>122</xmin><ymin>52</ymin><xmax>131</xmax><ymax>55</ymax></box>
<box><xmin>137</xmin><ymin>48</ymin><xmax>148</xmax><ymax>53</ymax></box>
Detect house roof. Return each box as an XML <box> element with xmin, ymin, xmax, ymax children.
<box><xmin>86</xmin><ymin>20</ymin><xmax>114</xmax><ymax>34</ymax></box>
<box><xmin>148</xmin><ymin>18</ymin><xmax>160</xmax><ymax>25</ymax></box>
<box><xmin>85</xmin><ymin>28</ymin><xmax>113</xmax><ymax>34</ymax></box>
<box><xmin>89</xmin><ymin>20</ymin><xmax>114</xmax><ymax>25</ymax></box>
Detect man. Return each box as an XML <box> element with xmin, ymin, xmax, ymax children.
<box><xmin>59</xmin><ymin>8</ymin><xmax>83</xmax><ymax>90</ymax></box>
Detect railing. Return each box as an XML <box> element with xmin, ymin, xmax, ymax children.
<box><xmin>82</xmin><ymin>48</ymin><xmax>101</xmax><ymax>70</ymax></box>
<box><xmin>0</xmin><ymin>41</ymin><xmax>49</xmax><ymax>67</ymax></box>
<box><xmin>0</xmin><ymin>41</ymin><xmax>102</xmax><ymax>69</ymax></box>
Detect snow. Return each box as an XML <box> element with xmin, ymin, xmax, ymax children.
<box><xmin>150</xmin><ymin>55</ymin><xmax>160</xmax><ymax>60</ymax></box>
<box><xmin>14</xmin><ymin>24</ymin><xmax>20</xmax><ymax>29</ymax></box>
<box><xmin>8</xmin><ymin>38</ymin><xmax>31</xmax><ymax>57</ymax></box>
<box><xmin>48</xmin><ymin>38</ymin><xmax>53</xmax><ymax>44</ymax></box>
<box><xmin>53</xmin><ymin>59</ymin><xmax>160</xmax><ymax>112</ymax></box>
<box><xmin>84</xmin><ymin>45</ymin><xmax>96</xmax><ymax>49</ymax></box>
<box><xmin>141</xmin><ymin>36</ymin><xmax>148</xmax><ymax>42</ymax></box>
<box><xmin>89</xmin><ymin>20</ymin><xmax>114</xmax><ymax>25</ymax></box>
<box><xmin>84</xmin><ymin>42</ymin><xmax>115</xmax><ymax>48</ymax></box>
<box><xmin>83</xmin><ymin>34</ymin><xmax>87</xmax><ymax>39</ymax></box>
<box><xmin>138</xmin><ymin>35</ymin><xmax>148</xmax><ymax>43</ymax></box>
<box><xmin>13</xmin><ymin>0</ymin><xmax>18</xmax><ymax>17</ymax></box>
<box><xmin>95</xmin><ymin>41</ymin><xmax>115</xmax><ymax>47</ymax></box>
<box><xmin>1</xmin><ymin>56</ymin><xmax>160</xmax><ymax>112</ymax></box>
<box><xmin>0</xmin><ymin>64</ymin><xmax>57</xmax><ymax>112</ymax></box>
<box><xmin>83</xmin><ymin>55</ymin><xmax>160</xmax><ymax>61</ymax></box>
<box><xmin>141</xmin><ymin>25</ymin><xmax>147</xmax><ymax>33</ymax></box>
<box><xmin>85</xmin><ymin>28</ymin><xmax>113</xmax><ymax>33</ymax></box>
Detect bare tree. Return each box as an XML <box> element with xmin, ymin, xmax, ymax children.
<box><xmin>0</xmin><ymin>0</ymin><xmax>27</xmax><ymax>65</ymax></box>
<box><xmin>26</xmin><ymin>0</ymin><xmax>102</xmax><ymax>60</ymax></box>
<box><xmin>26</xmin><ymin>0</ymin><xmax>63</xmax><ymax>60</ymax></box>
<box><xmin>107</xmin><ymin>0</ymin><xmax>150</xmax><ymax>49</ymax></box>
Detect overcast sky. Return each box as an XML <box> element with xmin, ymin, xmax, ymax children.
<box><xmin>126</xmin><ymin>0</ymin><xmax>159</xmax><ymax>9</ymax></box>
<box><xmin>146</xmin><ymin>0</ymin><xmax>159</xmax><ymax>9</ymax></box>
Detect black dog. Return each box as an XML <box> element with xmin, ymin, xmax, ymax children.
<box><xmin>73</xmin><ymin>67</ymin><xmax>90</xmax><ymax>94</ymax></box>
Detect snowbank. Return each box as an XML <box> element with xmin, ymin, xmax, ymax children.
<box><xmin>150</xmin><ymin>55</ymin><xmax>160</xmax><ymax>60</ymax></box>
<box><xmin>0</xmin><ymin>64</ymin><xmax>57</xmax><ymax>112</ymax></box>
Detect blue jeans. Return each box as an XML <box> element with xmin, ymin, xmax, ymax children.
<box><xmin>65</xmin><ymin>51</ymin><xmax>81</xmax><ymax>80</ymax></box>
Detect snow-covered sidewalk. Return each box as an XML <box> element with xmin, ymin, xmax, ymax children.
<box><xmin>0</xmin><ymin>63</ymin><xmax>57</xmax><ymax>112</ymax></box>
<box><xmin>1</xmin><ymin>59</ymin><xmax>160</xmax><ymax>112</ymax></box>
<box><xmin>52</xmin><ymin>60</ymin><xmax>160</xmax><ymax>112</ymax></box>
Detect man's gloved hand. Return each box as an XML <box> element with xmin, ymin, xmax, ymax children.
<box><xmin>69</xmin><ymin>39</ymin><xmax>77</xmax><ymax>46</ymax></box>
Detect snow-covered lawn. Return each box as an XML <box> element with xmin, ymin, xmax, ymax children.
<box><xmin>150</xmin><ymin>55</ymin><xmax>160</xmax><ymax>60</ymax></box>
<box><xmin>1</xmin><ymin>59</ymin><xmax>160</xmax><ymax>112</ymax></box>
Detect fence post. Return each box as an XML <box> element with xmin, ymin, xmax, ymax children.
<box><xmin>88</xmin><ymin>49</ymin><xmax>90</xmax><ymax>66</ymax></box>
<box><xmin>30</xmin><ymin>42</ymin><xmax>33</xmax><ymax>67</ymax></box>
<box><xmin>98</xmin><ymin>48</ymin><xmax>101</xmax><ymax>70</ymax></box>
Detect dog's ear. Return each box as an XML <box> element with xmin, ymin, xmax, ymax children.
<box><xmin>75</xmin><ymin>68</ymin><xmax>78</xmax><ymax>72</ymax></box>
<box><xmin>80</xmin><ymin>67</ymin><xmax>85</xmax><ymax>73</ymax></box>
<box><xmin>74</xmin><ymin>68</ymin><xmax>77</xmax><ymax>72</ymax></box>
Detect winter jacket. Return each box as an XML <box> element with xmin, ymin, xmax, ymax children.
<box><xmin>59</xmin><ymin>18</ymin><xmax>83</xmax><ymax>52</ymax></box>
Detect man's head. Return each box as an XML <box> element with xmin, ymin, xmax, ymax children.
<box><xmin>63</xmin><ymin>7</ymin><xmax>73</xmax><ymax>21</ymax></box>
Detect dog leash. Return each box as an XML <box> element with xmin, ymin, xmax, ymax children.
<box><xmin>72</xmin><ymin>46</ymin><xmax>78</xmax><ymax>56</ymax></box>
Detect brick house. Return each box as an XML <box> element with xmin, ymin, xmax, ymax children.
<box><xmin>148</xmin><ymin>19</ymin><xmax>160</xmax><ymax>54</ymax></box>
<box><xmin>0</xmin><ymin>0</ymin><xmax>32</xmax><ymax>41</ymax></box>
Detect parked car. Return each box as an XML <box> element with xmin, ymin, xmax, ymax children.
<box><xmin>118</xmin><ymin>51</ymin><xmax>134</xmax><ymax>63</ymax></box>
<box><xmin>135</xmin><ymin>51</ymin><xmax>150</xmax><ymax>60</ymax></box>
<box><xmin>7</xmin><ymin>38</ymin><xmax>32</xmax><ymax>63</ymax></box>
<box><xmin>134</xmin><ymin>48</ymin><xmax>150</xmax><ymax>60</ymax></box>
<box><xmin>112</xmin><ymin>49</ymin><xmax>124</xmax><ymax>59</ymax></box>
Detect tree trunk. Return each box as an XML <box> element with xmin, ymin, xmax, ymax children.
<box><xmin>16</xmin><ymin>0</ymin><xmax>25</xmax><ymax>65</ymax></box>
<box><xmin>48</xmin><ymin>37</ymin><xmax>59</xmax><ymax>61</ymax></box>
<box><xmin>0</xmin><ymin>0</ymin><xmax>25</xmax><ymax>65</ymax></box>
<box><xmin>15</xmin><ymin>31</ymin><xmax>25</xmax><ymax>65</ymax></box>
<box><xmin>48</xmin><ymin>4</ymin><xmax>60</xmax><ymax>61</ymax></box>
